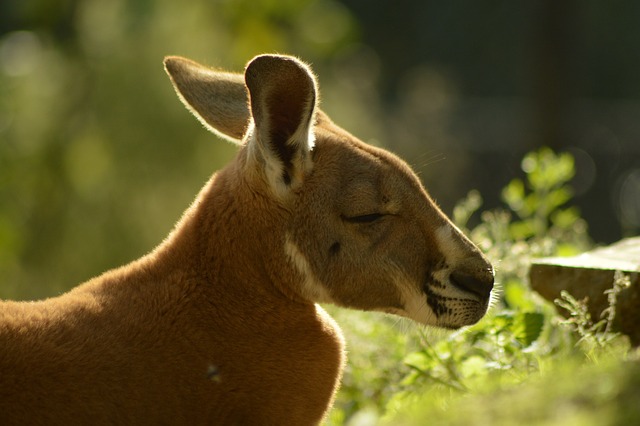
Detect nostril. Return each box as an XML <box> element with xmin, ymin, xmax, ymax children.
<box><xmin>450</xmin><ymin>270</ymin><xmax>494</xmax><ymax>299</ymax></box>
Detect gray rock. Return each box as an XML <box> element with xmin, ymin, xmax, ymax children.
<box><xmin>529</xmin><ymin>237</ymin><xmax>640</xmax><ymax>345</ymax></box>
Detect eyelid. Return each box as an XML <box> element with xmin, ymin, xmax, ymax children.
<box><xmin>342</xmin><ymin>213</ymin><xmax>385</xmax><ymax>224</ymax></box>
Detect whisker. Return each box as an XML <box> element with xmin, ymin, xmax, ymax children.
<box><xmin>411</xmin><ymin>151</ymin><xmax>447</xmax><ymax>177</ymax></box>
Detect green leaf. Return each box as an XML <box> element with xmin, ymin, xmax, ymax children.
<box><xmin>488</xmin><ymin>312</ymin><xmax>516</xmax><ymax>333</ymax></box>
<box><xmin>460</xmin><ymin>355</ymin><xmax>489</xmax><ymax>378</ymax></box>
<box><xmin>453</xmin><ymin>190</ymin><xmax>483</xmax><ymax>229</ymax></box>
<box><xmin>508</xmin><ymin>219</ymin><xmax>536</xmax><ymax>240</ymax></box>
<box><xmin>551</xmin><ymin>207</ymin><xmax>580</xmax><ymax>229</ymax></box>
<box><xmin>546</xmin><ymin>187</ymin><xmax>573</xmax><ymax>211</ymax></box>
<box><xmin>503</xmin><ymin>280</ymin><xmax>536</xmax><ymax>311</ymax></box>
<box><xmin>513</xmin><ymin>312</ymin><xmax>545</xmax><ymax>347</ymax></box>
<box><xmin>501</xmin><ymin>179</ymin><xmax>525</xmax><ymax>212</ymax></box>
<box><xmin>403</xmin><ymin>351</ymin><xmax>434</xmax><ymax>371</ymax></box>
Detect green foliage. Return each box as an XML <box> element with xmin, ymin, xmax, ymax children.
<box><xmin>328</xmin><ymin>148</ymin><xmax>631</xmax><ymax>425</ymax></box>
<box><xmin>502</xmin><ymin>148</ymin><xmax>579</xmax><ymax>240</ymax></box>
<box><xmin>457</xmin><ymin>148</ymin><xmax>591</xmax><ymax>292</ymax></box>
<box><xmin>398</xmin><ymin>311</ymin><xmax>545</xmax><ymax>394</ymax></box>
<box><xmin>324</xmin><ymin>310</ymin><xmax>417</xmax><ymax>425</ymax></box>
<box><xmin>384</xmin><ymin>355</ymin><xmax>640</xmax><ymax>426</ymax></box>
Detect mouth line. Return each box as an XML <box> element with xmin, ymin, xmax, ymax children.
<box><xmin>423</xmin><ymin>281</ymin><xmax>486</xmax><ymax>304</ymax></box>
<box><xmin>438</xmin><ymin>323</ymin><xmax>465</xmax><ymax>330</ymax></box>
<box><xmin>422</xmin><ymin>280</ymin><xmax>490</xmax><ymax>323</ymax></box>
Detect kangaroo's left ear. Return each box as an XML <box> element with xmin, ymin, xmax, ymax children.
<box><xmin>244</xmin><ymin>54</ymin><xmax>317</xmax><ymax>198</ymax></box>
<box><xmin>164</xmin><ymin>56</ymin><xmax>249</xmax><ymax>143</ymax></box>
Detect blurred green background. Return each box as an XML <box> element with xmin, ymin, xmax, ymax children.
<box><xmin>1</xmin><ymin>0</ymin><xmax>639</xmax><ymax>300</ymax></box>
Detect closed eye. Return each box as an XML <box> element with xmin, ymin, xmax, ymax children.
<box><xmin>342</xmin><ymin>213</ymin><xmax>385</xmax><ymax>224</ymax></box>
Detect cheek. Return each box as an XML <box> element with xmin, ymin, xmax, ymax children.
<box><xmin>326</xmin><ymin>263</ymin><xmax>404</xmax><ymax>311</ymax></box>
<box><xmin>313</xmin><ymin>237</ymin><xmax>405</xmax><ymax>311</ymax></box>
<box><xmin>291</xmin><ymin>217</ymin><xmax>338</xmax><ymax>284</ymax></box>
<box><xmin>403</xmin><ymin>220</ymin><xmax>445</xmax><ymax>268</ymax></box>
<box><xmin>292</xmin><ymin>213</ymin><xmax>406</xmax><ymax>311</ymax></box>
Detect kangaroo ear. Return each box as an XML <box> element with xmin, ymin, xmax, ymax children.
<box><xmin>244</xmin><ymin>54</ymin><xmax>317</xmax><ymax>196</ymax></box>
<box><xmin>164</xmin><ymin>56</ymin><xmax>250</xmax><ymax>144</ymax></box>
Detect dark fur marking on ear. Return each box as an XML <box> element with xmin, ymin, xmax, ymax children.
<box><xmin>269</xmin><ymin>126</ymin><xmax>296</xmax><ymax>175</ymax></box>
<box><xmin>264</xmin><ymin>87</ymin><xmax>315</xmax><ymax>173</ymax></box>
<box><xmin>282</xmin><ymin>170</ymin><xmax>292</xmax><ymax>186</ymax></box>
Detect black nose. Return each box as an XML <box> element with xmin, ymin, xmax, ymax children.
<box><xmin>450</xmin><ymin>270</ymin><xmax>494</xmax><ymax>299</ymax></box>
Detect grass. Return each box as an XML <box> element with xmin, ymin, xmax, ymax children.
<box><xmin>384</xmin><ymin>350</ymin><xmax>640</xmax><ymax>426</ymax></box>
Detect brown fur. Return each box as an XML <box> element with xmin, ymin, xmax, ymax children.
<box><xmin>0</xmin><ymin>54</ymin><xmax>493</xmax><ymax>425</ymax></box>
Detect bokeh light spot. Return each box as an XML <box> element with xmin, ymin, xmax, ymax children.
<box><xmin>0</xmin><ymin>31</ymin><xmax>42</xmax><ymax>77</ymax></box>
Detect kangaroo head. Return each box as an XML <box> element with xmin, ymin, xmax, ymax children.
<box><xmin>164</xmin><ymin>54</ymin><xmax>494</xmax><ymax>329</ymax></box>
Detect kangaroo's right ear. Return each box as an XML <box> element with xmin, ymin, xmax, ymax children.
<box><xmin>243</xmin><ymin>54</ymin><xmax>317</xmax><ymax>199</ymax></box>
<box><xmin>164</xmin><ymin>56</ymin><xmax>250</xmax><ymax>144</ymax></box>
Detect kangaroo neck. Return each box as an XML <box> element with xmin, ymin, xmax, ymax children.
<box><xmin>152</xmin><ymin>162</ymin><xmax>309</xmax><ymax>317</ymax></box>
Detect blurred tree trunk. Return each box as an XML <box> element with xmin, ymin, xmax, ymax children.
<box><xmin>533</xmin><ymin>0</ymin><xmax>577</xmax><ymax>150</ymax></box>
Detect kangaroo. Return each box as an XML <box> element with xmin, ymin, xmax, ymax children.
<box><xmin>0</xmin><ymin>54</ymin><xmax>494</xmax><ymax>425</ymax></box>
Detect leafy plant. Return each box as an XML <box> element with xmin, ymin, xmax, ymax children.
<box><xmin>502</xmin><ymin>148</ymin><xmax>578</xmax><ymax>240</ymax></box>
<box><xmin>400</xmin><ymin>310</ymin><xmax>546</xmax><ymax>391</ymax></box>
<box><xmin>555</xmin><ymin>270</ymin><xmax>632</xmax><ymax>350</ymax></box>
<box><xmin>455</xmin><ymin>148</ymin><xmax>591</xmax><ymax>292</ymax></box>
